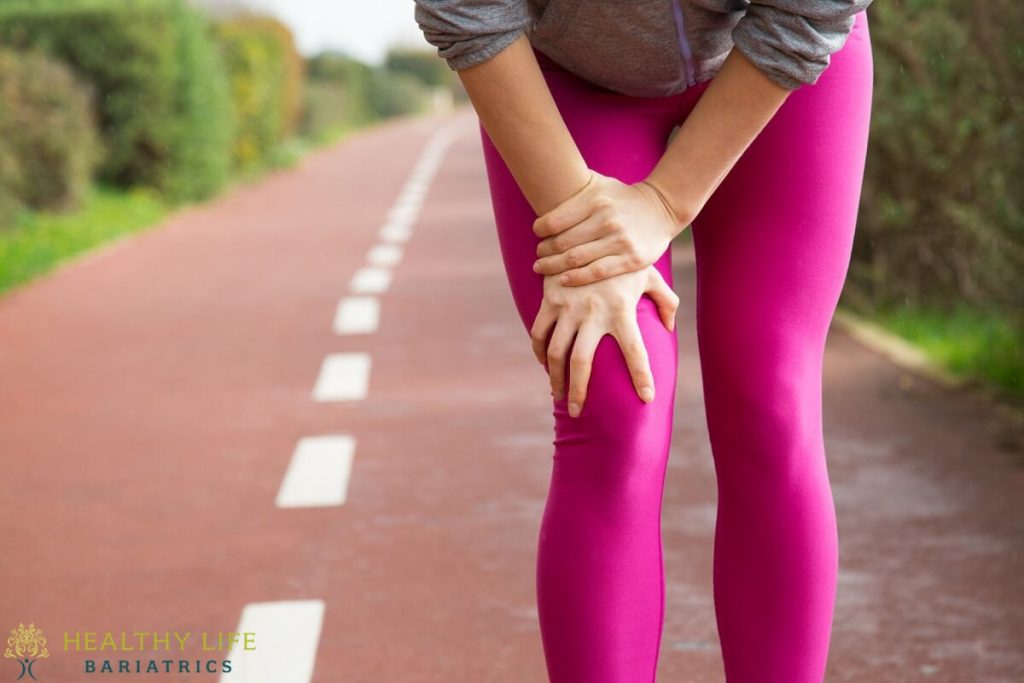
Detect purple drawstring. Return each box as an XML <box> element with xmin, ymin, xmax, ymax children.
<box><xmin>671</xmin><ymin>0</ymin><xmax>698</xmax><ymax>87</ymax></box>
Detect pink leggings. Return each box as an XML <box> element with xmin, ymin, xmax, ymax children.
<box><xmin>479</xmin><ymin>11</ymin><xmax>873</xmax><ymax>682</ymax></box>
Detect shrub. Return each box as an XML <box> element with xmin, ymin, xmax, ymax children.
<box><xmin>0</xmin><ymin>0</ymin><xmax>233</xmax><ymax>202</ymax></box>
<box><xmin>846</xmin><ymin>0</ymin><xmax>1024</xmax><ymax>328</ymax></box>
<box><xmin>0</xmin><ymin>46</ymin><xmax>101</xmax><ymax>225</ymax></box>
<box><xmin>384</xmin><ymin>48</ymin><xmax>454</xmax><ymax>88</ymax></box>
<box><xmin>299</xmin><ymin>52</ymin><xmax>375</xmax><ymax>140</ymax></box>
<box><xmin>215</xmin><ymin>14</ymin><xmax>304</xmax><ymax>170</ymax></box>
<box><xmin>365</xmin><ymin>69</ymin><xmax>430</xmax><ymax>119</ymax></box>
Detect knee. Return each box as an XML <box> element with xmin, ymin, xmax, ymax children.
<box><xmin>706</xmin><ymin>358</ymin><xmax>824</xmax><ymax>488</ymax></box>
<box><xmin>551</xmin><ymin>332</ymin><xmax>677</xmax><ymax>495</ymax></box>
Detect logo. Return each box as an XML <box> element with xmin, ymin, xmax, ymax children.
<box><xmin>4</xmin><ymin>623</ymin><xmax>49</xmax><ymax>681</ymax></box>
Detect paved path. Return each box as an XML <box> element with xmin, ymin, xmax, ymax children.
<box><xmin>1</xmin><ymin>109</ymin><xmax>1021</xmax><ymax>682</ymax></box>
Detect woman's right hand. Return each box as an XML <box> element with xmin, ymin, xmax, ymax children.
<box><xmin>530</xmin><ymin>264</ymin><xmax>679</xmax><ymax>417</ymax></box>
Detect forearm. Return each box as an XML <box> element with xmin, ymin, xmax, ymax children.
<box><xmin>644</xmin><ymin>45</ymin><xmax>792</xmax><ymax>235</ymax></box>
<box><xmin>457</xmin><ymin>34</ymin><xmax>591</xmax><ymax>216</ymax></box>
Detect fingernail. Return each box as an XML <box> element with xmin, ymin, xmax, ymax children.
<box><xmin>532</xmin><ymin>260</ymin><xmax>541</xmax><ymax>273</ymax></box>
<box><xmin>568</xmin><ymin>402</ymin><xmax>581</xmax><ymax>417</ymax></box>
<box><xmin>559</xmin><ymin>274</ymin><xmax>569</xmax><ymax>284</ymax></box>
<box><xmin>640</xmin><ymin>387</ymin><xmax>654</xmax><ymax>402</ymax></box>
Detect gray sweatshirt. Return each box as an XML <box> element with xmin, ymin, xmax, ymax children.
<box><xmin>413</xmin><ymin>0</ymin><xmax>873</xmax><ymax>97</ymax></box>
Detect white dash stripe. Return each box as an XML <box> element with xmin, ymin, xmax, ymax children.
<box><xmin>366</xmin><ymin>243</ymin><xmax>402</xmax><ymax>267</ymax></box>
<box><xmin>378</xmin><ymin>224</ymin><xmax>412</xmax><ymax>244</ymax></box>
<box><xmin>371</xmin><ymin>125</ymin><xmax>458</xmax><ymax>245</ymax></box>
<box><xmin>349</xmin><ymin>266</ymin><xmax>391</xmax><ymax>294</ymax></box>
<box><xmin>334</xmin><ymin>296</ymin><xmax>380</xmax><ymax>335</ymax></box>
<box><xmin>387</xmin><ymin>203</ymin><xmax>419</xmax><ymax>224</ymax></box>
<box><xmin>276</xmin><ymin>435</ymin><xmax>355</xmax><ymax>508</ymax></box>
<box><xmin>313</xmin><ymin>353</ymin><xmax>371</xmax><ymax>401</ymax></box>
<box><xmin>218</xmin><ymin>600</ymin><xmax>325</xmax><ymax>683</ymax></box>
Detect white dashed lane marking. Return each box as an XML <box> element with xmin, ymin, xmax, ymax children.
<box><xmin>312</xmin><ymin>353</ymin><xmax>371</xmax><ymax>402</ymax></box>
<box><xmin>275</xmin><ymin>435</ymin><xmax>356</xmax><ymax>508</ymax></box>
<box><xmin>333</xmin><ymin>296</ymin><xmax>380</xmax><ymax>335</ymax></box>
<box><xmin>349</xmin><ymin>266</ymin><xmax>392</xmax><ymax>294</ymax></box>
<box><xmin>218</xmin><ymin>600</ymin><xmax>325</xmax><ymax>683</ymax></box>
<box><xmin>366</xmin><ymin>243</ymin><xmax>403</xmax><ymax>267</ymax></box>
<box><xmin>259</xmin><ymin>127</ymin><xmax>461</xmax><ymax>675</ymax></box>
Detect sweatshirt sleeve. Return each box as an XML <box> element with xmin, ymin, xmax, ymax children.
<box><xmin>730</xmin><ymin>0</ymin><xmax>874</xmax><ymax>90</ymax></box>
<box><xmin>413</xmin><ymin>0</ymin><xmax>533</xmax><ymax>71</ymax></box>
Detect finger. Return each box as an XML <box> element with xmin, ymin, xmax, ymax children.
<box><xmin>644</xmin><ymin>267</ymin><xmax>680</xmax><ymax>332</ymax></box>
<box><xmin>534</xmin><ymin>234</ymin><xmax>618</xmax><ymax>277</ymax></box>
<box><xmin>535</xmin><ymin>213</ymin><xmax>606</xmax><ymax>258</ymax></box>
<box><xmin>566</xmin><ymin>323</ymin><xmax>602</xmax><ymax>418</ymax></box>
<box><xmin>612</xmin><ymin>318</ymin><xmax>655</xmax><ymax>403</ymax></box>
<box><xmin>532</xmin><ymin>181</ymin><xmax>597</xmax><ymax>239</ymax></box>
<box><xmin>529</xmin><ymin>302</ymin><xmax>558</xmax><ymax>366</ymax></box>
<box><xmin>560</xmin><ymin>254</ymin><xmax>638</xmax><ymax>287</ymax></box>
<box><xmin>546</xmin><ymin>316</ymin><xmax>578</xmax><ymax>402</ymax></box>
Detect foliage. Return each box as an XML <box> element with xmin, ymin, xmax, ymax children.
<box><xmin>299</xmin><ymin>51</ymin><xmax>375</xmax><ymax>140</ymax></box>
<box><xmin>847</xmin><ymin>0</ymin><xmax>1024</xmax><ymax>333</ymax></box>
<box><xmin>384</xmin><ymin>47</ymin><xmax>453</xmax><ymax>87</ymax></box>
<box><xmin>0</xmin><ymin>46</ymin><xmax>101</xmax><ymax>224</ymax></box>
<box><xmin>0</xmin><ymin>184</ymin><xmax>168</xmax><ymax>294</ymax></box>
<box><xmin>0</xmin><ymin>0</ymin><xmax>233</xmax><ymax>202</ymax></box>
<box><xmin>366</xmin><ymin>69</ymin><xmax>430</xmax><ymax>119</ymax></box>
<box><xmin>215</xmin><ymin>14</ymin><xmax>304</xmax><ymax>170</ymax></box>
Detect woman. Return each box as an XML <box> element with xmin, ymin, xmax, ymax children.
<box><xmin>413</xmin><ymin>1</ymin><xmax>874</xmax><ymax>681</ymax></box>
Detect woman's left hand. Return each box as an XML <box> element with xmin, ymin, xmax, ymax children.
<box><xmin>531</xmin><ymin>170</ymin><xmax>690</xmax><ymax>286</ymax></box>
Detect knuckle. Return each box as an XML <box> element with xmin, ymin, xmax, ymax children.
<box><xmin>569</xmin><ymin>353</ymin><xmax>591</xmax><ymax>370</ymax></box>
<box><xmin>624</xmin><ymin>339</ymin><xmax>645</xmax><ymax>357</ymax></box>
<box><xmin>565</xmin><ymin>250</ymin><xmax>583</xmax><ymax>268</ymax></box>
<box><xmin>591</xmin><ymin>195</ymin><xmax>614</xmax><ymax>212</ymax></box>
<box><xmin>603</xmin><ymin>215</ymin><xmax>624</xmax><ymax>232</ymax></box>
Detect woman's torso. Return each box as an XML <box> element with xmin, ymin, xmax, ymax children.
<box><xmin>526</xmin><ymin>0</ymin><xmax>751</xmax><ymax>97</ymax></box>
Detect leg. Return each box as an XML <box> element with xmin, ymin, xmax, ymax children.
<box><xmin>690</xmin><ymin>11</ymin><xmax>873</xmax><ymax>682</ymax></box>
<box><xmin>478</xmin><ymin>61</ymin><xmax>698</xmax><ymax>681</ymax></box>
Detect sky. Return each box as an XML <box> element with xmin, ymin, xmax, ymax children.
<box><xmin>241</xmin><ymin>0</ymin><xmax>433</xmax><ymax>64</ymax></box>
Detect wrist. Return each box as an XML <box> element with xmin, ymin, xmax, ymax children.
<box><xmin>638</xmin><ymin>176</ymin><xmax>695</xmax><ymax>237</ymax></box>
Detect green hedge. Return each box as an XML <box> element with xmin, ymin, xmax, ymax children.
<box><xmin>0</xmin><ymin>0</ymin><xmax>233</xmax><ymax>202</ymax></box>
<box><xmin>215</xmin><ymin>15</ymin><xmax>304</xmax><ymax>171</ymax></box>
<box><xmin>299</xmin><ymin>52</ymin><xmax>374</xmax><ymax>140</ymax></box>
<box><xmin>0</xmin><ymin>46</ymin><xmax>101</xmax><ymax>224</ymax></box>
<box><xmin>846</xmin><ymin>0</ymin><xmax>1024</xmax><ymax>327</ymax></box>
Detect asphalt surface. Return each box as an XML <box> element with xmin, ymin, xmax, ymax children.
<box><xmin>1</xmin><ymin>108</ymin><xmax>1021</xmax><ymax>682</ymax></box>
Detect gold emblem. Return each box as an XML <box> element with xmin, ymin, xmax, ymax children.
<box><xmin>4</xmin><ymin>623</ymin><xmax>49</xmax><ymax>680</ymax></box>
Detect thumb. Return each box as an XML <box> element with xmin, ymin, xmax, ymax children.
<box><xmin>644</xmin><ymin>266</ymin><xmax>679</xmax><ymax>332</ymax></box>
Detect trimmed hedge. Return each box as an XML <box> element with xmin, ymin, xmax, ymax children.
<box><xmin>0</xmin><ymin>46</ymin><xmax>101</xmax><ymax>224</ymax></box>
<box><xmin>215</xmin><ymin>15</ymin><xmax>304</xmax><ymax>170</ymax></box>
<box><xmin>0</xmin><ymin>0</ymin><xmax>233</xmax><ymax>202</ymax></box>
<box><xmin>299</xmin><ymin>52</ymin><xmax>374</xmax><ymax>140</ymax></box>
<box><xmin>846</xmin><ymin>0</ymin><xmax>1024</xmax><ymax>326</ymax></box>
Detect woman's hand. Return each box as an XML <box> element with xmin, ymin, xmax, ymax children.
<box><xmin>531</xmin><ymin>263</ymin><xmax>679</xmax><ymax>417</ymax></box>
<box><xmin>531</xmin><ymin>170</ymin><xmax>692</xmax><ymax>287</ymax></box>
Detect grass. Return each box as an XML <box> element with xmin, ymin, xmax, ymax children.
<box><xmin>0</xmin><ymin>184</ymin><xmax>169</xmax><ymax>296</ymax></box>
<box><xmin>870</xmin><ymin>301</ymin><xmax>1024</xmax><ymax>400</ymax></box>
<box><xmin>0</xmin><ymin>122</ymin><xmax>369</xmax><ymax>298</ymax></box>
